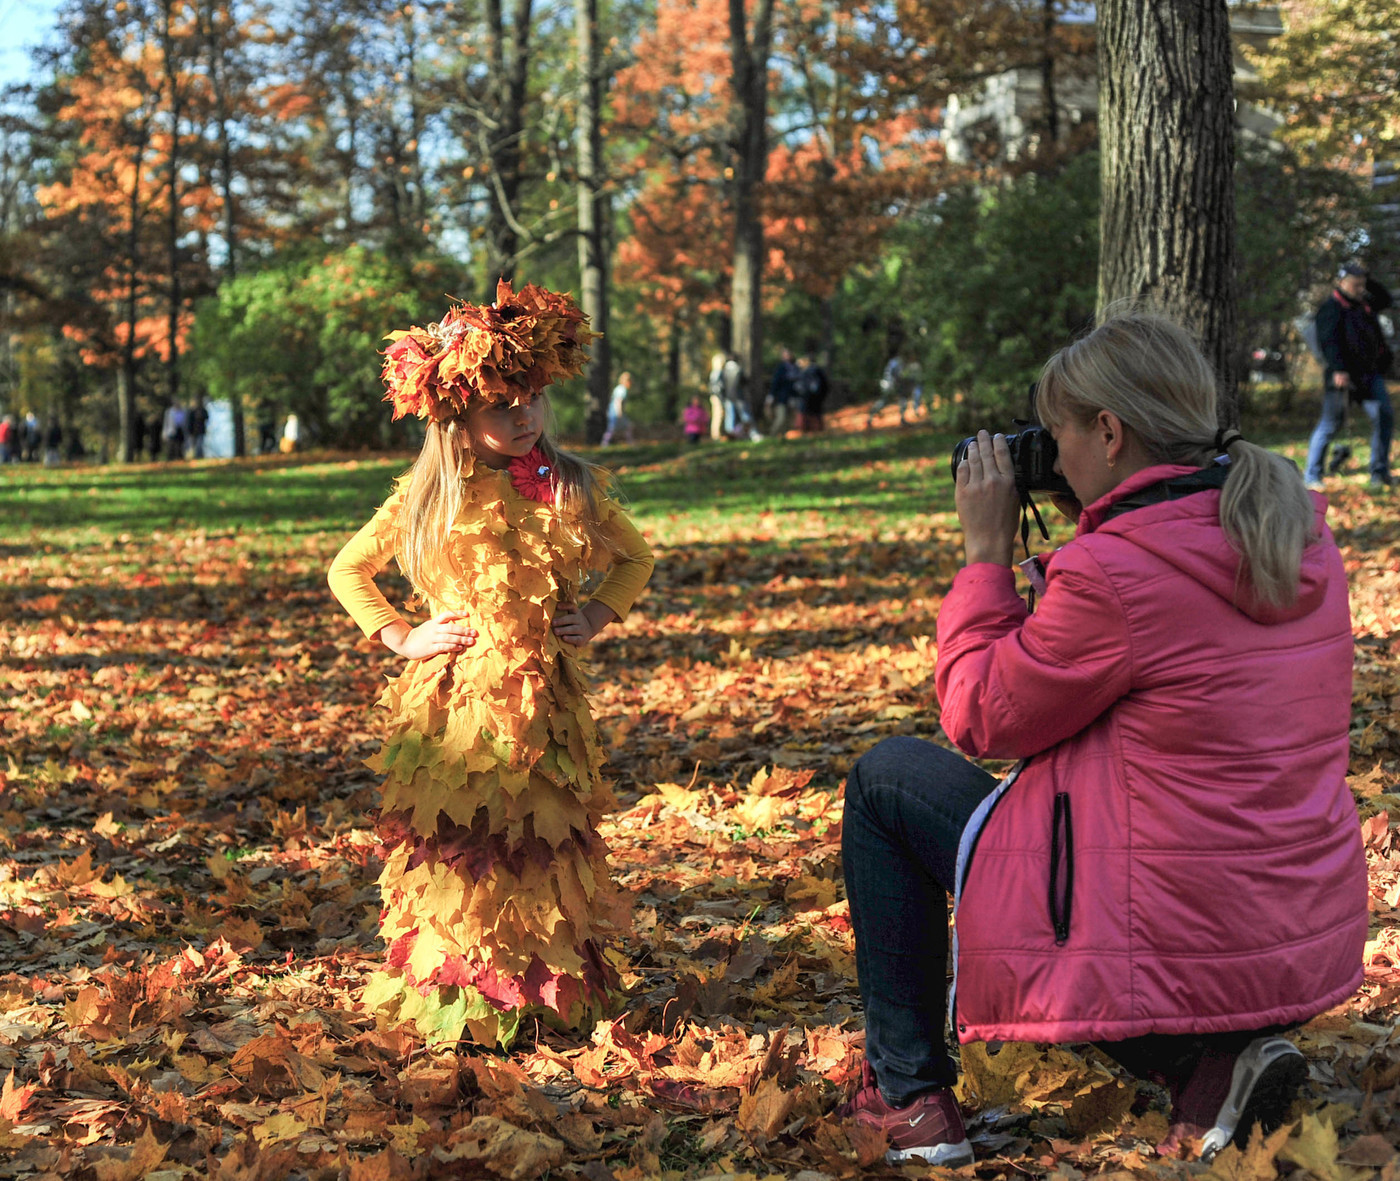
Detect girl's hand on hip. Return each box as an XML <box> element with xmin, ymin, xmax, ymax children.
<box><xmin>380</xmin><ymin>611</ymin><xmax>477</xmax><ymax>660</ymax></box>
<box><xmin>955</xmin><ymin>430</ymin><xmax>1021</xmax><ymax>567</ymax></box>
<box><xmin>553</xmin><ymin>600</ymin><xmax>617</xmax><ymax>647</ymax></box>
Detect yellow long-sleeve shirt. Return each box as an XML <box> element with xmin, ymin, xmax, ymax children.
<box><xmin>328</xmin><ymin>467</ymin><xmax>653</xmax><ymax>642</ymax></box>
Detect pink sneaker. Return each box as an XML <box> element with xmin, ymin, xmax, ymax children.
<box><xmin>837</xmin><ymin>1060</ymin><xmax>974</xmax><ymax>1167</ymax></box>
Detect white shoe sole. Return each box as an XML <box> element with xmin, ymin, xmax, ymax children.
<box><xmin>888</xmin><ymin>1138</ymin><xmax>975</xmax><ymax>1167</ymax></box>
<box><xmin>1199</xmin><ymin>1037</ymin><xmax>1306</xmax><ymax>1161</ymax></box>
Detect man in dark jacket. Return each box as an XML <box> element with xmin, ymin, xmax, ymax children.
<box><xmin>1304</xmin><ymin>262</ymin><xmax>1393</xmax><ymax>488</ymax></box>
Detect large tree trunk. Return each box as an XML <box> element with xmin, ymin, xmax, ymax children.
<box><xmin>1098</xmin><ymin>0</ymin><xmax>1238</xmax><ymax>424</ymax></box>
<box><xmin>161</xmin><ymin>0</ymin><xmax>183</xmax><ymax>418</ymax></box>
<box><xmin>483</xmin><ymin>0</ymin><xmax>534</xmax><ymax>293</ymax></box>
<box><xmin>202</xmin><ymin>0</ymin><xmax>245</xmax><ymax>454</ymax></box>
<box><xmin>1040</xmin><ymin>0</ymin><xmax>1059</xmax><ymax>149</ymax></box>
<box><xmin>574</xmin><ymin>0</ymin><xmax>609</xmax><ymax>443</ymax></box>
<box><xmin>118</xmin><ymin>127</ymin><xmax>150</xmax><ymax>464</ymax></box>
<box><xmin>728</xmin><ymin>0</ymin><xmax>774</xmax><ymax>416</ymax></box>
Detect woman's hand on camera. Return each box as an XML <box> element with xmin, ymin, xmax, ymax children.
<box><xmin>955</xmin><ymin>430</ymin><xmax>1021</xmax><ymax>567</ymax></box>
<box><xmin>379</xmin><ymin>611</ymin><xmax>477</xmax><ymax>660</ymax></box>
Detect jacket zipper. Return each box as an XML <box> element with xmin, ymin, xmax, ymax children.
<box><xmin>1049</xmin><ymin>792</ymin><xmax>1074</xmax><ymax>945</ymax></box>
<box><xmin>949</xmin><ymin>760</ymin><xmax>1024</xmax><ymax>1037</ymax></box>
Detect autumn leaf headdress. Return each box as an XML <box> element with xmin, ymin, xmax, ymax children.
<box><xmin>382</xmin><ymin>279</ymin><xmax>596</xmax><ymax>422</ymax></box>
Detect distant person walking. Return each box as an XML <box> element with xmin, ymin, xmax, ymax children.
<box><xmin>43</xmin><ymin>419</ymin><xmax>62</xmax><ymax>466</ymax></box>
<box><xmin>257</xmin><ymin>407</ymin><xmax>278</xmax><ymax>455</ymax></box>
<box><xmin>0</xmin><ymin>414</ymin><xmax>15</xmax><ymax>463</ymax></box>
<box><xmin>795</xmin><ymin>353</ymin><xmax>829</xmax><ymax>433</ymax></box>
<box><xmin>1304</xmin><ymin>261</ymin><xmax>1393</xmax><ymax>489</ymax></box>
<box><xmin>162</xmin><ymin>402</ymin><xmax>186</xmax><ymax>461</ymax></box>
<box><xmin>766</xmin><ymin>347</ymin><xmax>799</xmax><ymax>437</ymax></box>
<box><xmin>707</xmin><ymin>354</ymin><xmax>727</xmax><ymax>441</ymax></box>
<box><xmin>601</xmin><ymin>371</ymin><xmax>634</xmax><ymax>446</ymax></box>
<box><xmin>187</xmin><ymin>398</ymin><xmax>208</xmax><ymax>459</ymax></box>
<box><xmin>721</xmin><ymin>352</ymin><xmax>761</xmax><ymax>441</ymax></box>
<box><xmin>21</xmin><ymin>411</ymin><xmax>39</xmax><ymax>462</ymax></box>
<box><xmin>280</xmin><ymin>413</ymin><xmax>301</xmax><ymax>454</ymax></box>
<box><xmin>869</xmin><ymin>354</ymin><xmax>915</xmax><ymax>427</ymax></box>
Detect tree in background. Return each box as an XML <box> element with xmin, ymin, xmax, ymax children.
<box><xmin>573</xmin><ymin>0</ymin><xmax>611</xmax><ymax>443</ymax></box>
<box><xmin>1097</xmin><ymin>0</ymin><xmax>1238</xmax><ymax>417</ymax></box>
<box><xmin>1</xmin><ymin>0</ymin><xmax>1387</xmax><ymax>452</ymax></box>
<box><xmin>1234</xmin><ymin>136</ymin><xmax>1371</xmax><ymax>405</ymax></box>
<box><xmin>34</xmin><ymin>0</ymin><xmax>212</xmax><ymax>462</ymax></box>
<box><xmin>191</xmin><ymin>245</ymin><xmax>466</xmax><ymax>448</ymax></box>
<box><xmin>614</xmin><ymin>0</ymin><xmax>1079</xmax><ymax>415</ymax></box>
<box><xmin>283</xmin><ymin>0</ymin><xmax>443</xmax><ymax>250</ymax></box>
<box><xmin>1247</xmin><ymin>0</ymin><xmax>1399</xmax><ymax>164</ymax></box>
<box><xmin>879</xmin><ymin>149</ymin><xmax>1100</xmax><ymax>424</ymax></box>
<box><xmin>1246</xmin><ymin>0</ymin><xmax>1400</xmax><ymax>282</ymax></box>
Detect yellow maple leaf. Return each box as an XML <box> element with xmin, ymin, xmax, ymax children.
<box><xmin>1278</xmin><ymin>1114</ymin><xmax>1372</xmax><ymax>1181</ymax></box>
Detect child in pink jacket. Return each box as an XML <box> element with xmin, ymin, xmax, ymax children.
<box><xmin>682</xmin><ymin>393</ymin><xmax>709</xmax><ymax>445</ymax></box>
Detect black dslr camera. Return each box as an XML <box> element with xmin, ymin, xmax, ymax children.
<box><xmin>951</xmin><ymin>425</ymin><xmax>1074</xmax><ymax>496</ymax></box>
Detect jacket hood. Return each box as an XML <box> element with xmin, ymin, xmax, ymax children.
<box><xmin>1076</xmin><ymin>463</ymin><xmax>1332</xmax><ymax>625</ymax></box>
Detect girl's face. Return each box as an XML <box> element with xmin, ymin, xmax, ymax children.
<box><xmin>463</xmin><ymin>391</ymin><xmax>546</xmax><ymax>468</ymax></box>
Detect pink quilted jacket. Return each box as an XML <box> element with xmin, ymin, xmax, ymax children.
<box><xmin>936</xmin><ymin>464</ymin><xmax>1368</xmax><ymax>1044</ymax></box>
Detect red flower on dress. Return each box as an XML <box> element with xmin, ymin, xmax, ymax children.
<box><xmin>507</xmin><ymin>448</ymin><xmax>556</xmax><ymax>504</ymax></box>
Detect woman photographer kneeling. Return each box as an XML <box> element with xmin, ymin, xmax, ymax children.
<box><xmin>839</xmin><ymin>312</ymin><xmax>1368</xmax><ymax>1166</ymax></box>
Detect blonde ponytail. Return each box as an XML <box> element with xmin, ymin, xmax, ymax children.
<box><xmin>1216</xmin><ymin>436</ymin><xmax>1315</xmax><ymax>608</ymax></box>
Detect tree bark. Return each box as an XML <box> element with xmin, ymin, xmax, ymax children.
<box><xmin>1097</xmin><ymin>0</ymin><xmax>1238</xmax><ymax>423</ymax></box>
<box><xmin>482</xmin><ymin>0</ymin><xmax>534</xmax><ymax>294</ymax></box>
<box><xmin>200</xmin><ymin>0</ymin><xmax>245</xmax><ymax>454</ymax></box>
<box><xmin>728</xmin><ymin>0</ymin><xmax>775</xmax><ymax>416</ymax></box>
<box><xmin>1040</xmin><ymin>0</ymin><xmax>1059</xmax><ymax>149</ymax></box>
<box><xmin>161</xmin><ymin>0</ymin><xmax>183</xmax><ymax>416</ymax></box>
<box><xmin>574</xmin><ymin>0</ymin><xmax>610</xmax><ymax>443</ymax></box>
<box><xmin>118</xmin><ymin>124</ymin><xmax>151</xmax><ymax>464</ymax></box>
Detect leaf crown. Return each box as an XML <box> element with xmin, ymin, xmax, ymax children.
<box><xmin>381</xmin><ymin>279</ymin><xmax>596</xmax><ymax>423</ymax></box>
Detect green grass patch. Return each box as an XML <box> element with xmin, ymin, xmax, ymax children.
<box><xmin>0</xmin><ymin>406</ymin><xmax>1336</xmax><ymax>552</ymax></box>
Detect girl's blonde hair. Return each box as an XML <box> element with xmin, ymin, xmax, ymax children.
<box><xmin>396</xmin><ymin>397</ymin><xmax>620</xmax><ymax>599</ymax></box>
<box><xmin>1036</xmin><ymin>310</ymin><xmax>1317</xmax><ymax>608</ymax></box>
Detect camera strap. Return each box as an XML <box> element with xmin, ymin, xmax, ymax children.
<box><xmin>1018</xmin><ymin>492</ymin><xmax>1053</xmax><ymax>611</ymax></box>
<box><xmin>1017</xmin><ymin>463</ymin><xmax>1228</xmax><ymax>610</ymax></box>
<box><xmin>1097</xmin><ymin>462</ymin><xmax>1230</xmax><ymax>522</ymax></box>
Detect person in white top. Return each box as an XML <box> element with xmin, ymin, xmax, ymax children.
<box><xmin>601</xmin><ymin>372</ymin><xmax>634</xmax><ymax>445</ymax></box>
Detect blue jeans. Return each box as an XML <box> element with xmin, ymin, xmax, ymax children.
<box><xmin>842</xmin><ymin>736</ymin><xmax>1287</xmax><ymax>1106</ymax></box>
<box><xmin>1303</xmin><ymin>375</ymin><xmax>1392</xmax><ymax>483</ymax></box>
<box><xmin>842</xmin><ymin>738</ymin><xmax>996</xmax><ymax>1104</ymax></box>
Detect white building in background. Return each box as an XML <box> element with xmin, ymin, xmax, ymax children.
<box><xmin>942</xmin><ymin>3</ymin><xmax>1285</xmax><ymax>167</ymax></box>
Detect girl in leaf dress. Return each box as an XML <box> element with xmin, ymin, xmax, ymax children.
<box><xmin>328</xmin><ymin>281</ymin><xmax>654</xmax><ymax>1048</ymax></box>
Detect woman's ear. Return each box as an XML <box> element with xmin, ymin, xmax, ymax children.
<box><xmin>1097</xmin><ymin>409</ymin><xmax>1128</xmax><ymax>466</ymax></box>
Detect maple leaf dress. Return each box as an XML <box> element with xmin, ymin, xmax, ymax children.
<box><xmin>328</xmin><ymin>459</ymin><xmax>653</xmax><ymax>1047</ymax></box>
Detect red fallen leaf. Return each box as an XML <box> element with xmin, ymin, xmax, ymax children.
<box><xmin>646</xmin><ymin>1076</ymin><xmax>740</xmax><ymax>1113</ymax></box>
<box><xmin>0</xmin><ymin>1070</ymin><xmax>37</xmax><ymax>1122</ymax></box>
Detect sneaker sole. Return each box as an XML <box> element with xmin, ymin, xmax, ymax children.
<box><xmin>888</xmin><ymin>1139</ymin><xmax>975</xmax><ymax>1167</ymax></box>
<box><xmin>1199</xmin><ymin>1039</ymin><xmax>1306</xmax><ymax>1161</ymax></box>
